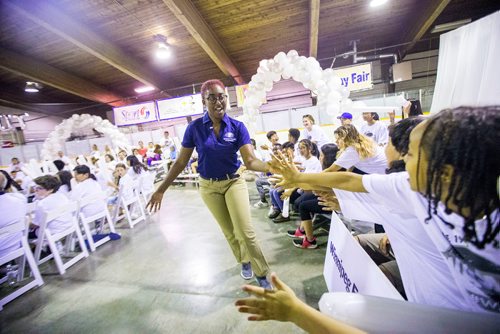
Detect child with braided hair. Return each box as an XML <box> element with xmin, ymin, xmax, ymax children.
<box><xmin>273</xmin><ymin>106</ymin><xmax>499</xmax><ymax>314</ymax></box>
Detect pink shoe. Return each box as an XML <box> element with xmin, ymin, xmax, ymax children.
<box><xmin>287</xmin><ymin>228</ymin><xmax>305</xmax><ymax>238</ymax></box>
<box><xmin>293</xmin><ymin>237</ymin><xmax>318</xmax><ymax>249</ymax></box>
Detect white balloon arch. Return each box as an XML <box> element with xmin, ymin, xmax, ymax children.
<box><xmin>241</xmin><ymin>50</ymin><xmax>352</xmax><ymax>136</ymax></box>
<box><xmin>41</xmin><ymin>114</ymin><xmax>130</xmax><ymax>160</ymax></box>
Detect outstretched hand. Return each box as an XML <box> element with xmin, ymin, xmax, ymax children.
<box><xmin>315</xmin><ymin>190</ymin><xmax>340</xmax><ymax>212</ymax></box>
<box><xmin>235</xmin><ymin>273</ymin><xmax>300</xmax><ymax>322</ymax></box>
<box><xmin>146</xmin><ymin>191</ymin><xmax>164</xmax><ymax>213</ymax></box>
<box><xmin>269</xmin><ymin>152</ymin><xmax>301</xmax><ymax>186</ymax></box>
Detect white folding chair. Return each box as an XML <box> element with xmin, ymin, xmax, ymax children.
<box><xmin>78</xmin><ymin>193</ymin><xmax>118</xmax><ymax>252</ymax></box>
<box><xmin>138</xmin><ymin>172</ymin><xmax>155</xmax><ymax>216</ymax></box>
<box><xmin>0</xmin><ymin>219</ymin><xmax>44</xmax><ymax>311</ymax></box>
<box><xmin>112</xmin><ymin>181</ymin><xmax>146</xmax><ymax>229</ymax></box>
<box><xmin>33</xmin><ymin>202</ymin><xmax>89</xmax><ymax>275</ymax></box>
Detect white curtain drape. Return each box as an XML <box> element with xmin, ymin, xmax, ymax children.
<box><xmin>430</xmin><ymin>11</ymin><xmax>500</xmax><ymax>114</ymax></box>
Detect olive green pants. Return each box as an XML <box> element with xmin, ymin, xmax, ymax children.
<box><xmin>199</xmin><ymin>177</ymin><xmax>270</xmax><ymax>277</ymax></box>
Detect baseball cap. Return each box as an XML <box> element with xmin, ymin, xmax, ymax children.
<box><xmin>337</xmin><ymin>112</ymin><xmax>353</xmax><ymax>120</ymax></box>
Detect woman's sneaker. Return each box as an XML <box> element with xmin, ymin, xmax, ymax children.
<box><xmin>287</xmin><ymin>228</ymin><xmax>305</xmax><ymax>238</ymax></box>
<box><xmin>256</xmin><ymin>276</ymin><xmax>273</xmax><ymax>290</ymax></box>
<box><xmin>253</xmin><ymin>201</ymin><xmax>269</xmax><ymax>208</ymax></box>
<box><xmin>268</xmin><ymin>209</ymin><xmax>281</xmax><ymax>219</ymax></box>
<box><xmin>240</xmin><ymin>262</ymin><xmax>254</xmax><ymax>280</ymax></box>
<box><xmin>293</xmin><ymin>237</ymin><xmax>318</xmax><ymax>249</ymax></box>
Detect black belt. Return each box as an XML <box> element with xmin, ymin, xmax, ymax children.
<box><xmin>199</xmin><ymin>173</ymin><xmax>240</xmax><ymax>182</ymax></box>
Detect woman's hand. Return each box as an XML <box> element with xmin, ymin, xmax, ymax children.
<box><xmin>315</xmin><ymin>191</ymin><xmax>340</xmax><ymax>212</ymax></box>
<box><xmin>270</xmin><ymin>152</ymin><xmax>301</xmax><ymax>185</ymax></box>
<box><xmin>235</xmin><ymin>273</ymin><xmax>300</xmax><ymax>322</ymax></box>
<box><xmin>280</xmin><ymin>188</ymin><xmax>295</xmax><ymax>200</ymax></box>
<box><xmin>147</xmin><ymin>191</ymin><xmax>165</xmax><ymax>212</ymax></box>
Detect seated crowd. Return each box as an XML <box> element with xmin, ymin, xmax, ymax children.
<box><xmin>236</xmin><ymin>106</ymin><xmax>498</xmax><ymax>333</ymax></box>
<box><xmin>0</xmin><ymin>142</ymin><xmax>157</xmax><ymax>296</ymax></box>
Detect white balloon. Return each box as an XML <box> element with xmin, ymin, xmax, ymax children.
<box><xmin>287</xmin><ymin>49</ymin><xmax>299</xmax><ymax>59</ymax></box>
<box><xmin>340</xmin><ymin>86</ymin><xmax>350</xmax><ymax>99</ymax></box>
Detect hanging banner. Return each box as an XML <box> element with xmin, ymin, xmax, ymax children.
<box><xmin>235</xmin><ymin>84</ymin><xmax>267</xmax><ymax>108</ymax></box>
<box><xmin>333</xmin><ymin>63</ymin><xmax>373</xmax><ymax>92</ymax></box>
<box><xmin>323</xmin><ymin>212</ymin><xmax>404</xmax><ymax>300</ymax></box>
<box><xmin>113</xmin><ymin>101</ymin><xmax>157</xmax><ymax>126</ymax></box>
<box><xmin>157</xmin><ymin>94</ymin><xmax>204</xmax><ymax>120</ymax></box>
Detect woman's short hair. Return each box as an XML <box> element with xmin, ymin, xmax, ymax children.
<box><xmin>74</xmin><ymin>165</ymin><xmax>91</xmax><ymax>175</ymax></box>
<box><xmin>34</xmin><ymin>175</ymin><xmax>61</xmax><ymax>192</ymax></box>
<box><xmin>105</xmin><ymin>154</ymin><xmax>115</xmax><ymax>161</ymax></box>
<box><xmin>302</xmin><ymin>114</ymin><xmax>315</xmax><ymax>124</ymax></box>
<box><xmin>73</xmin><ymin>165</ymin><xmax>97</xmax><ymax>180</ymax></box>
<box><xmin>200</xmin><ymin>79</ymin><xmax>225</xmax><ymax>97</ymax></box>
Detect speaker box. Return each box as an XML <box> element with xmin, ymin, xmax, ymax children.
<box><xmin>392</xmin><ymin>62</ymin><xmax>412</xmax><ymax>82</ymax></box>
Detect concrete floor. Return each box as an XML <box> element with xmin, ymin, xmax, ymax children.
<box><xmin>0</xmin><ymin>182</ymin><xmax>329</xmax><ymax>333</ymax></box>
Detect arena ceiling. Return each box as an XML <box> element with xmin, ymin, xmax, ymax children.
<box><xmin>0</xmin><ymin>0</ymin><xmax>498</xmax><ymax>115</ymax></box>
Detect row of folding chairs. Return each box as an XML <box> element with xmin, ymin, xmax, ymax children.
<box><xmin>0</xmin><ymin>172</ymin><xmax>156</xmax><ymax>310</ymax></box>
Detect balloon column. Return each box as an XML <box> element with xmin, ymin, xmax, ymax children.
<box><xmin>41</xmin><ymin>114</ymin><xmax>130</xmax><ymax>160</ymax></box>
<box><xmin>242</xmin><ymin>50</ymin><xmax>352</xmax><ymax>136</ymax></box>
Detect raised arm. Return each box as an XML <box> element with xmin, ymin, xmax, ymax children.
<box><xmin>147</xmin><ymin>146</ymin><xmax>193</xmax><ymax>212</ymax></box>
<box><xmin>240</xmin><ymin>143</ymin><xmax>271</xmax><ymax>173</ymax></box>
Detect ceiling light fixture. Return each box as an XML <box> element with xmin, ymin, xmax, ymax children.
<box><xmin>431</xmin><ymin>19</ymin><xmax>472</xmax><ymax>34</ymax></box>
<box><xmin>135</xmin><ymin>86</ymin><xmax>155</xmax><ymax>93</ymax></box>
<box><xmin>25</xmin><ymin>81</ymin><xmax>42</xmax><ymax>93</ymax></box>
<box><xmin>154</xmin><ymin>34</ymin><xmax>172</xmax><ymax>59</ymax></box>
<box><xmin>369</xmin><ymin>0</ymin><xmax>388</xmax><ymax>7</ymax></box>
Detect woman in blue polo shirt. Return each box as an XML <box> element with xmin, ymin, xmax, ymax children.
<box><xmin>148</xmin><ymin>79</ymin><xmax>275</xmax><ymax>289</ymax></box>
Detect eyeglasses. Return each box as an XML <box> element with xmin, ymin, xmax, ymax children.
<box><xmin>34</xmin><ymin>186</ymin><xmax>46</xmax><ymax>191</ymax></box>
<box><xmin>205</xmin><ymin>94</ymin><xmax>227</xmax><ymax>103</ymax></box>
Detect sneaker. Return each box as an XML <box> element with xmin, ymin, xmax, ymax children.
<box><xmin>287</xmin><ymin>228</ymin><xmax>305</xmax><ymax>238</ymax></box>
<box><xmin>293</xmin><ymin>237</ymin><xmax>318</xmax><ymax>249</ymax></box>
<box><xmin>273</xmin><ymin>214</ymin><xmax>290</xmax><ymax>223</ymax></box>
<box><xmin>240</xmin><ymin>262</ymin><xmax>254</xmax><ymax>280</ymax></box>
<box><xmin>256</xmin><ymin>276</ymin><xmax>273</xmax><ymax>290</ymax></box>
<box><xmin>253</xmin><ymin>201</ymin><xmax>269</xmax><ymax>208</ymax></box>
<box><xmin>268</xmin><ymin>209</ymin><xmax>281</xmax><ymax>219</ymax></box>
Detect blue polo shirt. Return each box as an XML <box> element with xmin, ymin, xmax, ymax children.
<box><xmin>182</xmin><ymin>113</ymin><xmax>251</xmax><ymax>179</ymax></box>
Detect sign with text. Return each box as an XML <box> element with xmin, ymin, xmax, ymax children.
<box><xmin>323</xmin><ymin>213</ymin><xmax>404</xmax><ymax>300</ymax></box>
<box><xmin>113</xmin><ymin>101</ymin><xmax>157</xmax><ymax>126</ymax></box>
<box><xmin>157</xmin><ymin>94</ymin><xmax>204</xmax><ymax>120</ymax></box>
<box><xmin>333</xmin><ymin>63</ymin><xmax>373</xmax><ymax>92</ymax></box>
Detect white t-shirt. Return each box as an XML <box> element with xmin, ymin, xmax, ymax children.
<box><xmin>33</xmin><ymin>192</ymin><xmax>74</xmax><ymax>236</ymax></box>
<box><xmin>71</xmin><ymin>178</ymin><xmax>105</xmax><ymax>218</ymax></box>
<box><xmin>335</xmin><ymin>146</ymin><xmax>387</xmax><ymax>174</ymax></box>
<box><xmin>302</xmin><ymin>156</ymin><xmax>322</xmax><ymax>173</ymax></box>
<box><xmin>302</xmin><ymin>125</ymin><xmax>330</xmax><ymax>149</ymax></box>
<box><xmin>127</xmin><ymin>168</ymin><xmax>144</xmax><ymax>181</ymax></box>
<box><xmin>334</xmin><ymin>175</ymin><xmax>469</xmax><ymax>310</ymax></box>
<box><xmin>163</xmin><ymin>137</ymin><xmax>174</xmax><ymax>149</ymax></box>
<box><xmin>58</xmin><ymin>184</ymin><xmax>71</xmax><ymax>198</ymax></box>
<box><xmin>360</xmin><ymin>122</ymin><xmax>389</xmax><ymax>146</ymax></box>
<box><xmin>0</xmin><ymin>193</ymin><xmax>26</xmax><ymax>258</ymax></box>
<box><xmin>362</xmin><ymin>172</ymin><xmax>500</xmax><ymax>314</ymax></box>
